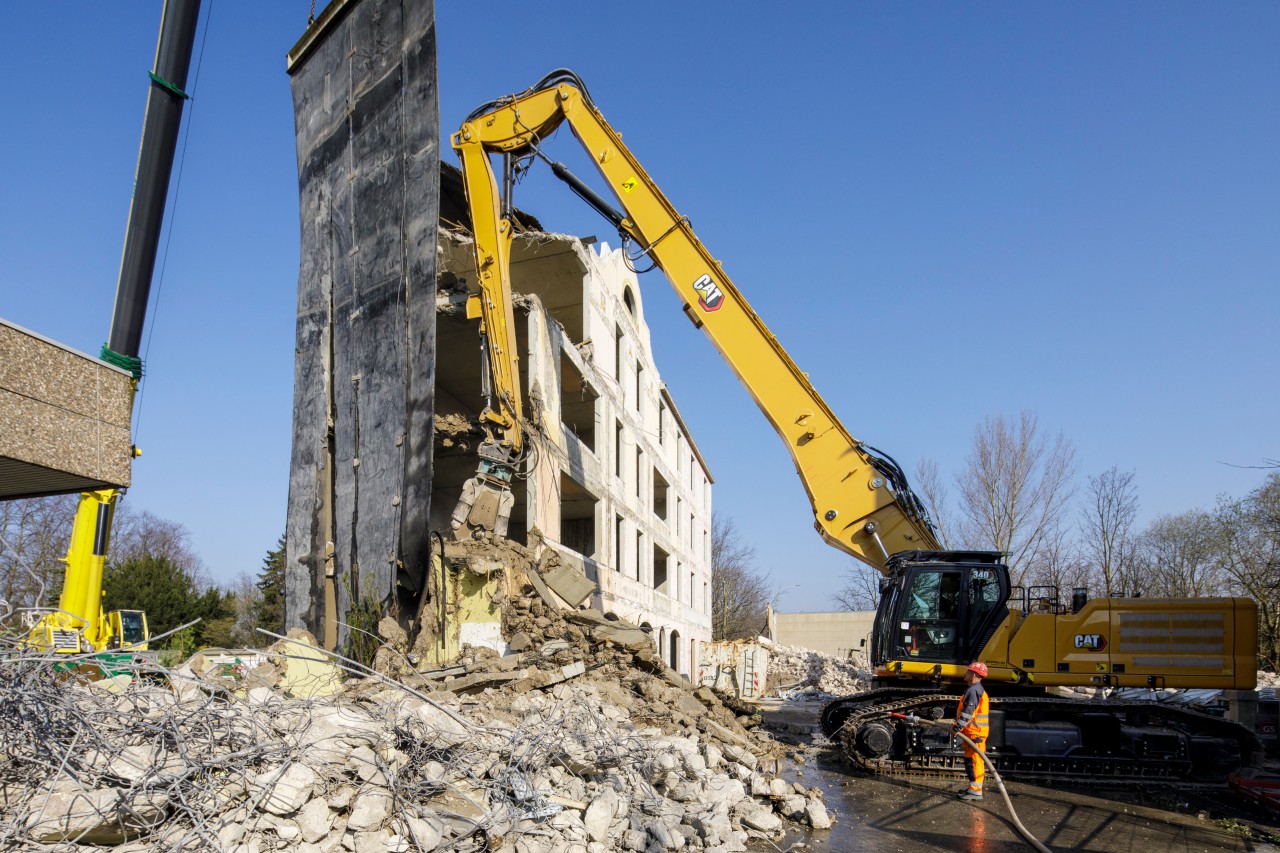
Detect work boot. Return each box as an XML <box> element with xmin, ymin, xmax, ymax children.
<box><xmin>958</xmin><ymin>790</ymin><xmax>983</xmax><ymax>802</ymax></box>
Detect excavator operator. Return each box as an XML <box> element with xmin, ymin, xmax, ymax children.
<box><xmin>952</xmin><ymin>661</ymin><xmax>990</xmax><ymax>802</ymax></box>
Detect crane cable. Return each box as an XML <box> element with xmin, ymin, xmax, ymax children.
<box><xmin>891</xmin><ymin>713</ymin><xmax>1052</xmax><ymax>853</ymax></box>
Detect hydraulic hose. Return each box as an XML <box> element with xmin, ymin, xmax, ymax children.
<box><xmin>891</xmin><ymin>713</ymin><xmax>1052</xmax><ymax>853</ymax></box>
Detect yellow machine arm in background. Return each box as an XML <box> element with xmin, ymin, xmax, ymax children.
<box><xmin>453</xmin><ymin>70</ymin><xmax>938</xmax><ymax>571</ymax></box>
<box><xmin>26</xmin><ymin>488</ymin><xmax>149</xmax><ymax>655</ymax></box>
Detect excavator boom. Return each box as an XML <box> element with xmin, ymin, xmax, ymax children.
<box><xmin>453</xmin><ymin>70</ymin><xmax>938</xmax><ymax>568</ymax></box>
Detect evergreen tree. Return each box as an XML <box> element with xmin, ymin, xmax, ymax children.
<box><xmin>102</xmin><ymin>555</ymin><xmax>231</xmax><ymax>650</ymax></box>
<box><xmin>255</xmin><ymin>534</ymin><xmax>286</xmax><ymax>636</ymax></box>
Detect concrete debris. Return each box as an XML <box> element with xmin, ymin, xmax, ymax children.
<box><xmin>539</xmin><ymin>561</ymin><xmax>597</xmax><ymax>608</ymax></box>
<box><xmin>1</xmin><ymin>602</ymin><xmax>832</xmax><ymax>851</ymax></box>
<box><xmin>764</xmin><ymin>643</ymin><xmax>872</xmax><ymax>699</ymax></box>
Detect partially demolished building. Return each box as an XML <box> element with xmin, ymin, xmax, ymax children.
<box><xmin>433</xmin><ymin>177</ymin><xmax>714</xmax><ymax>677</ymax></box>
<box><xmin>285</xmin><ymin>0</ymin><xmax>711</xmax><ymax>678</ymax></box>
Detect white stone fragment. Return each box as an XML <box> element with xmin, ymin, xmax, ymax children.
<box><xmin>255</xmin><ymin>762</ymin><xmax>317</xmax><ymax>816</ymax></box>
<box><xmin>583</xmin><ymin>787</ymin><xmax>618</xmax><ymax>842</ymax></box>
<box><xmin>347</xmin><ymin>791</ymin><xmax>392</xmax><ymax>832</ymax></box>
<box><xmin>735</xmin><ymin>802</ymin><xmax>781</xmax><ymax>833</ymax></box>
<box><xmin>298</xmin><ymin>797</ymin><xmax>333</xmax><ymax>843</ymax></box>
<box><xmin>414</xmin><ymin>702</ymin><xmax>471</xmax><ymax>748</ymax></box>
<box><xmin>404</xmin><ymin>814</ymin><xmax>444</xmax><ymax>850</ymax></box>
<box><xmin>806</xmin><ymin>798</ymin><xmax>832</xmax><ymax>829</ymax></box>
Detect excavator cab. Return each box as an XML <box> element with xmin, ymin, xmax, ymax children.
<box><xmin>107</xmin><ymin>609</ymin><xmax>150</xmax><ymax>650</ymax></box>
<box><xmin>872</xmin><ymin>551</ymin><xmax>1009</xmax><ymax>668</ymax></box>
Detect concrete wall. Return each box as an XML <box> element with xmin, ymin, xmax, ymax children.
<box><xmin>768</xmin><ymin>608</ymin><xmax>876</xmax><ymax>661</ymax></box>
<box><xmin>0</xmin><ymin>319</ymin><xmax>133</xmax><ymax>499</ymax></box>
<box><xmin>284</xmin><ymin>0</ymin><xmax>439</xmax><ymax>649</ymax></box>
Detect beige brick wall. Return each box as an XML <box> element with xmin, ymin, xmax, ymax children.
<box><xmin>0</xmin><ymin>319</ymin><xmax>133</xmax><ymax>497</ymax></box>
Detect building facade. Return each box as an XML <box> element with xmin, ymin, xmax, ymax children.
<box><xmin>433</xmin><ymin>226</ymin><xmax>713</xmax><ymax>677</ymax></box>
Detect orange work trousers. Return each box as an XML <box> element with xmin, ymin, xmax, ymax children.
<box><xmin>962</xmin><ymin>738</ymin><xmax>985</xmax><ymax>793</ymax></box>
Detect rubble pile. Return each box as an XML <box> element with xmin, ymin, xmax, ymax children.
<box><xmin>763</xmin><ymin>644</ymin><xmax>870</xmax><ymax>699</ymax></box>
<box><xmin>0</xmin><ymin>604</ymin><xmax>833</xmax><ymax>851</ymax></box>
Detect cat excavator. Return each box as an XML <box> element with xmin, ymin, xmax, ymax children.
<box><xmin>450</xmin><ymin>69</ymin><xmax>1261</xmax><ymax>785</ymax></box>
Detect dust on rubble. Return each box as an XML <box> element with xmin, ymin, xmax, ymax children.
<box><xmin>0</xmin><ymin>549</ymin><xmax>838</xmax><ymax>851</ymax></box>
<box><xmin>764</xmin><ymin>643</ymin><xmax>872</xmax><ymax>700</ymax></box>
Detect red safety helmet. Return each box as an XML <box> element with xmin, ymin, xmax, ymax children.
<box><xmin>966</xmin><ymin>661</ymin><xmax>988</xmax><ymax>678</ymax></box>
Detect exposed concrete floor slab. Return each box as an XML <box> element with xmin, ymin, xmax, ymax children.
<box><xmin>755</xmin><ymin>700</ymin><xmax>1279</xmax><ymax>853</ymax></box>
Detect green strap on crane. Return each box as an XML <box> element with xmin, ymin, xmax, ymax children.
<box><xmin>100</xmin><ymin>345</ymin><xmax>143</xmax><ymax>380</ymax></box>
<box><xmin>149</xmin><ymin>71</ymin><xmax>190</xmax><ymax>100</ymax></box>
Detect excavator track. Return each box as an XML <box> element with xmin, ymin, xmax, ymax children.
<box><xmin>823</xmin><ymin>691</ymin><xmax>1261</xmax><ymax>789</ymax></box>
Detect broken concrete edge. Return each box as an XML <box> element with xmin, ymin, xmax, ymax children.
<box><xmin>0</xmin><ymin>318</ymin><xmax>135</xmax><ymax>497</ymax></box>
<box><xmin>525</xmin><ymin>562</ymin><xmax>571</xmax><ymax>613</ymax></box>
<box><xmin>541</xmin><ymin>562</ymin><xmax>596</xmax><ymax>609</ymax></box>
<box><xmin>254</xmin><ymin>627</ymin><xmax>485</xmax><ymax>733</ymax></box>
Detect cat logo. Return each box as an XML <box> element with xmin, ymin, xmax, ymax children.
<box><xmin>1074</xmin><ymin>633</ymin><xmax>1106</xmax><ymax>651</ymax></box>
<box><xmin>691</xmin><ymin>274</ymin><xmax>724</xmax><ymax>312</ymax></box>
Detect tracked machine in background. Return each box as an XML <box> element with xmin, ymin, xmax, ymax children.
<box><xmin>451</xmin><ymin>69</ymin><xmax>1261</xmax><ymax>784</ymax></box>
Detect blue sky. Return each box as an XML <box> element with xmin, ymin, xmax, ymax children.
<box><xmin>2</xmin><ymin>2</ymin><xmax>1276</xmax><ymax>612</ymax></box>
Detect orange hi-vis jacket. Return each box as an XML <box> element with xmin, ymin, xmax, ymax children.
<box><xmin>956</xmin><ymin>682</ymin><xmax>989</xmax><ymax>741</ymax></box>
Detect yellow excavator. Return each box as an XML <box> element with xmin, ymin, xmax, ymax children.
<box><xmin>450</xmin><ymin>69</ymin><xmax>1260</xmax><ymax>784</ymax></box>
<box><xmin>24</xmin><ymin>0</ymin><xmax>201</xmax><ymax>668</ymax></box>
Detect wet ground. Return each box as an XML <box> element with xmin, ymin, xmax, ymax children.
<box><xmin>753</xmin><ymin>700</ymin><xmax>1280</xmax><ymax>853</ymax></box>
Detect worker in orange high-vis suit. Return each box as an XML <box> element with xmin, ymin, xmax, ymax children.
<box><xmin>952</xmin><ymin>661</ymin><xmax>990</xmax><ymax>802</ymax></box>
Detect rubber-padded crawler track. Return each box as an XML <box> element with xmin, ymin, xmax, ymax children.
<box><xmin>823</xmin><ymin>691</ymin><xmax>1261</xmax><ymax>789</ymax></box>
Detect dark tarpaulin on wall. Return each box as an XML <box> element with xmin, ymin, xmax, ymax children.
<box><xmin>284</xmin><ymin>0</ymin><xmax>438</xmax><ymax>649</ymax></box>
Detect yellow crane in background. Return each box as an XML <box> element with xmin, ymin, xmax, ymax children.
<box><xmin>25</xmin><ymin>0</ymin><xmax>202</xmax><ymax>667</ymax></box>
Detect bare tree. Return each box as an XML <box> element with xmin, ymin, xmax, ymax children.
<box><xmin>954</xmin><ymin>411</ymin><xmax>1076</xmax><ymax>586</ymax></box>
<box><xmin>0</xmin><ymin>495</ymin><xmax>77</xmax><ymax>610</ymax></box>
<box><xmin>1138</xmin><ymin>511</ymin><xmax>1221</xmax><ymax>598</ymax></box>
<box><xmin>1080</xmin><ymin>467</ymin><xmax>1139</xmax><ymax>596</ymax></box>
<box><xmin>834</xmin><ymin>561</ymin><xmax>881</xmax><ymax>611</ymax></box>
<box><xmin>1022</xmin><ymin>518</ymin><xmax>1088</xmax><ymax>598</ymax></box>
<box><xmin>1224</xmin><ymin>457</ymin><xmax>1280</xmax><ymax>470</ymax></box>
<box><xmin>914</xmin><ymin>457</ymin><xmax>954</xmax><ymax>548</ymax></box>
<box><xmin>710</xmin><ymin>513</ymin><xmax>771</xmax><ymax>640</ymax></box>
<box><xmin>226</xmin><ymin>571</ymin><xmax>263</xmax><ymax>647</ymax></box>
<box><xmin>1213</xmin><ymin>474</ymin><xmax>1280</xmax><ymax>672</ymax></box>
<box><xmin>111</xmin><ymin>503</ymin><xmax>207</xmax><ymax>584</ymax></box>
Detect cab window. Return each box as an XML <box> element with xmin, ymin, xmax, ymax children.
<box><xmin>118</xmin><ymin>611</ymin><xmax>147</xmax><ymax>645</ymax></box>
<box><xmin>898</xmin><ymin>569</ymin><xmax>960</xmax><ymax>661</ymax></box>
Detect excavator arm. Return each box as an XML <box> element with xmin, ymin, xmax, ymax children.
<box><xmin>453</xmin><ymin>70</ymin><xmax>938</xmax><ymax>571</ymax></box>
<box><xmin>447</xmin><ymin>129</ymin><xmax>527</xmax><ymax>538</ymax></box>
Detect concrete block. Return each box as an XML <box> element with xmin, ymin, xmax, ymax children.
<box><xmin>542</xmin><ymin>561</ymin><xmax>597</xmax><ymax>607</ymax></box>
<box><xmin>0</xmin><ymin>319</ymin><xmax>133</xmax><ymax>498</ymax></box>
